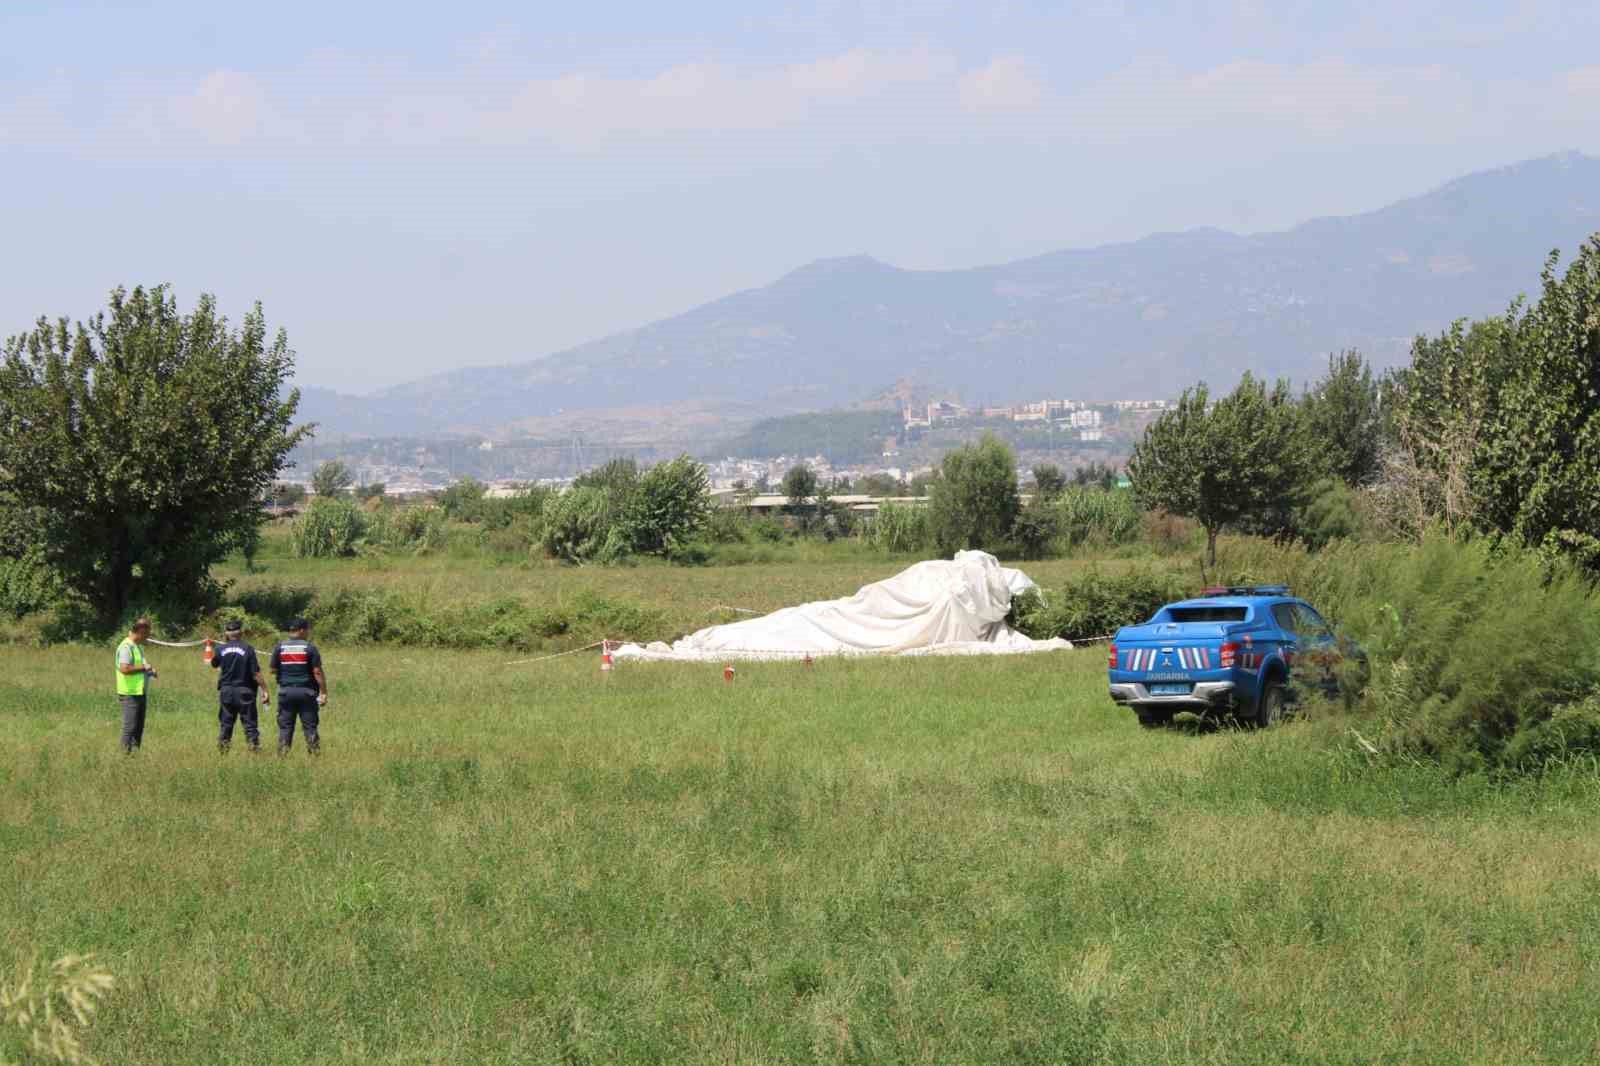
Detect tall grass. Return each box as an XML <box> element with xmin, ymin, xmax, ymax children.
<box><xmin>1217</xmin><ymin>532</ymin><xmax>1600</xmax><ymax>771</ymax></box>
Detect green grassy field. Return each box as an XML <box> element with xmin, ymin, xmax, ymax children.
<box><xmin>7</xmin><ymin>557</ymin><xmax>1600</xmax><ymax>1063</ymax></box>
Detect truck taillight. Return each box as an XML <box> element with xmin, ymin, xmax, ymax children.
<box><xmin>1220</xmin><ymin>642</ymin><xmax>1240</xmax><ymax>668</ymax></box>
<box><xmin>1107</xmin><ymin>642</ymin><xmax>1118</xmax><ymax>670</ymax></box>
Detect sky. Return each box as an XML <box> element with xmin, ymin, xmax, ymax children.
<box><xmin>2</xmin><ymin>1</ymin><xmax>1598</xmax><ymax>394</ymax></box>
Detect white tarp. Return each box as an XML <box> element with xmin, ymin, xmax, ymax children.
<box><xmin>613</xmin><ymin>550</ymin><xmax>1070</xmax><ymax>662</ymax></box>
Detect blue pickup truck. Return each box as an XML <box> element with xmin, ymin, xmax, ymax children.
<box><xmin>1106</xmin><ymin>585</ymin><xmax>1363</xmax><ymax>728</ymax></box>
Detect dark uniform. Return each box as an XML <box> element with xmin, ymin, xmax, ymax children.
<box><xmin>210</xmin><ymin>635</ymin><xmax>263</xmax><ymax>752</ymax></box>
<box><xmin>271</xmin><ymin>631</ymin><xmax>324</xmax><ymax>754</ymax></box>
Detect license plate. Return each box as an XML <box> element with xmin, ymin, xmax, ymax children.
<box><xmin>1150</xmin><ymin>683</ymin><xmax>1192</xmax><ymax>696</ymax></box>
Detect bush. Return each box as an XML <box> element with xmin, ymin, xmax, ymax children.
<box><xmin>621</xmin><ymin>455</ymin><xmax>711</xmax><ymax>556</ymax></box>
<box><xmin>0</xmin><ymin>544</ymin><xmax>60</xmax><ymax>619</ymax></box>
<box><xmin>291</xmin><ymin>498</ymin><xmax>369</xmax><ymax>558</ymax></box>
<box><xmin>1013</xmin><ymin>568</ymin><xmax>1191</xmax><ymax>642</ymax></box>
<box><xmin>929</xmin><ymin>434</ymin><xmax>1020</xmax><ymax>552</ymax></box>
<box><xmin>541</xmin><ymin>487</ymin><xmax>626</xmax><ymax>563</ymax></box>
<box><xmin>234</xmin><ymin>583</ymin><xmax>668</xmax><ymax>651</ymax></box>
<box><xmin>1009</xmin><ymin>503</ymin><xmax>1058</xmax><ymax>560</ymax></box>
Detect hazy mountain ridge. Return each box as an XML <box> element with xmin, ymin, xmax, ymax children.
<box><xmin>300</xmin><ymin>151</ymin><xmax>1600</xmax><ymax>437</ymax></box>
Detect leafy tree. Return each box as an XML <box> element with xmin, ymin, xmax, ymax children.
<box><xmin>1031</xmin><ymin>463</ymin><xmax>1068</xmax><ymax>499</ymax></box>
<box><xmin>1071</xmin><ymin>460</ymin><xmax>1119</xmax><ymax>490</ymax></box>
<box><xmin>1300</xmin><ymin>350</ymin><xmax>1383</xmax><ymax>486</ymax></box>
<box><xmin>854</xmin><ymin>472</ymin><xmax>905</xmax><ymax>497</ymax></box>
<box><xmin>928</xmin><ymin>434</ymin><xmax>1021</xmax><ymax>552</ymax></box>
<box><xmin>780</xmin><ymin>464</ymin><xmax>817</xmax><ymax>506</ymax></box>
<box><xmin>1469</xmin><ymin>239</ymin><xmax>1600</xmax><ymax>568</ymax></box>
<box><xmin>1384</xmin><ymin>238</ymin><xmax>1600</xmax><ymax>567</ymax></box>
<box><xmin>437</xmin><ymin>477</ymin><xmax>487</xmax><ymax>520</ymax></box>
<box><xmin>355</xmin><ymin>482</ymin><xmax>387</xmax><ymax>502</ymax></box>
<box><xmin>574</xmin><ymin>458</ymin><xmax>640</xmax><ymax>499</ymax></box>
<box><xmin>621</xmin><ymin>455</ymin><xmax>711</xmax><ymax>556</ymax></box>
<box><xmin>1128</xmin><ymin>374</ymin><xmax>1308</xmax><ymax>568</ymax></box>
<box><xmin>312</xmin><ymin>460</ymin><xmax>353</xmax><ymax>498</ymax></box>
<box><xmin>0</xmin><ymin>285</ymin><xmax>306</xmax><ymax>623</ymax></box>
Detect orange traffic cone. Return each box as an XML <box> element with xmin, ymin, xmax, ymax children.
<box><xmin>202</xmin><ymin>638</ymin><xmax>214</xmax><ymax>665</ymax></box>
<box><xmin>723</xmin><ymin>664</ymin><xmax>735</xmax><ymax>683</ymax></box>
<box><xmin>600</xmin><ymin>641</ymin><xmax>614</xmax><ymax>675</ymax></box>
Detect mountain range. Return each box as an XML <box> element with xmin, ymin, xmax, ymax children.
<box><xmin>299</xmin><ymin>151</ymin><xmax>1600</xmax><ymax>439</ymax></box>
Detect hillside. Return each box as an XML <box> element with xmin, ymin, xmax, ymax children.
<box><xmin>302</xmin><ymin>151</ymin><xmax>1600</xmax><ymax>437</ymax></box>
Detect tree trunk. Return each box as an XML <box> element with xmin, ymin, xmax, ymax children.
<box><xmin>1205</xmin><ymin>527</ymin><xmax>1218</xmax><ymax>571</ymax></box>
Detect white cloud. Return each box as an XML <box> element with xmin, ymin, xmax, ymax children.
<box><xmin>958</xmin><ymin>57</ymin><xmax>1045</xmax><ymax>114</ymax></box>
<box><xmin>7</xmin><ymin>46</ymin><xmax>1600</xmax><ymax>161</ymax></box>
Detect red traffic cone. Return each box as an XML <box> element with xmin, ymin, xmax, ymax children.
<box><xmin>723</xmin><ymin>664</ymin><xmax>735</xmax><ymax>683</ymax></box>
<box><xmin>600</xmin><ymin>641</ymin><xmax>614</xmax><ymax>674</ymax></box>
<box><xmin>202</xmin><ymin>638</ymin><xmax>215</xmax><ymax>665</ymax></box>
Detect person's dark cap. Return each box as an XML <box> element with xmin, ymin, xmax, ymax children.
<box><xmin>287</xmin><ymin>618</ymin><xmax>309</xmax><ymax>632</ymax></box>
<box><xmin>223</xmin><ymin>619</ymin><xmax>243</xmax><ymax>634</ymax></box>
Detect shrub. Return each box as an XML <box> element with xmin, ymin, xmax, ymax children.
<box><xmin>1013</xmin><ymin>568</ymin><xmax>1191</xmax><ymax>642</ymax></box>
<box><xmin>929</xmin><ymin>435</ymin><xmax>1021</xmax><ymax>552</ymax></box>
<box><xmin>621</xmin><ymin>455</ymin><xmax>711</xmax><ymax>556</ymax></box>
<box><xmin>1009</xmin><ymin>503</ymin><xmax>1058</xmax><ymax>560</ymax></box>
<box><xmin>0</xmin><ymin>543</ymin><xmax>60</xmax><ymax>619</ymax></box>
<box><xmin>540</xmin><ymin>487</ymin><xmax>623</xmax><ymax>563</ymax></box>
<box><xmin>290</xmin><ymin>497</ymin><xmax>369</xmax><ymax>558</ymax></box>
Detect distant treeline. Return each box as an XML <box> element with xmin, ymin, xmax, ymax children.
<box><xmin>717</xmin><ymin>410</ymin><xmax>903</xmax><ymax>464</ymax></box>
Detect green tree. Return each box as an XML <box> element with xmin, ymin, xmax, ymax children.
<box><xmin>854</xmin><ymin>472</ymin><xmax>905</xmax><ymax>497</ymax></box>
<box><xmin>780</xmin><ymin>464</ymin><xmax>818</xmax><ymax>509</ymax></box>
<box><xmin>1300</xmin><ymin>350</ymin><xmax>1384</xmax><ymax>486</ymax></box>
<box><xmin>0</xmin><ymin>285</ymin><xmax>306</xmax><ymax>623</ymax></box>
<box><xmin>355</xmin><ymin>482</ymin><xmax>387</xmax><ymax>502</ymax></box>
<box><xmin>1128</xmin><ymin>374</ymin><xmax>1308</xmax><ymax>569</ymax></box>
<box><xmin>312</xmin><ymin>460</ymin><xmax>353</xmax><ymax>498</ymax></box>
<box><xmin>1471</xmin><ymin>239</ymin><xmax>1600</xmax><ymax>567</ymax></box>
<box><xmin>573</xmin><ymin>458</ymin><xmax>640</xmax><ymax>499</ymax></box>
<box><xmin>1071</xmin><ymin>460</ymin><xmax>1119</xmax><ymax>490</ymax></box>
<box><xmin>1031</xmin><ymin>463</ymin><xmax>1068</xmax><ymax>499</ymax></box>
<box><xmin>928</xmin><ymin>434</ymin><xmax>1021</xmax><ymax>552</ymax></box>
<box><xmin>622</xmin><ymin>455</ymin><xmax>711</xmax><ymax>556</ymax></box>
<box><xmin>437</xmin><ymin>476</ymin><xmax>487</xmax><ymax>520</ymax></box>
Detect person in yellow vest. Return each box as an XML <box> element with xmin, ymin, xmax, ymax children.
<box><xmin>115</xmin><ymin>618</ymin><xmax>158</xmax><ymax>753</ymax></box>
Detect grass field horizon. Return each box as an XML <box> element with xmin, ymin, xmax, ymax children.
<box><xmin>8</xmin><ymin>545</ymin><xmax>1600</xmax><ymax>1062</ymax></box>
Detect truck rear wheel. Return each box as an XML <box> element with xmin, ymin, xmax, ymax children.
<box><xmin>1135</xmin><ymin>709</ymin><xmax>1173</xmax><ymax>729</ymax></box>
<box><xmin>1253</xmin><ymin>681</ymin><xmax>1285</xmax><ymax>729</ymax></box>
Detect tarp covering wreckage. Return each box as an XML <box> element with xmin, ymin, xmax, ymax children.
<box><xmin>613</xmin><ymin>550</ymin><xmax>1071</xmax><ymax>662</ymax></box>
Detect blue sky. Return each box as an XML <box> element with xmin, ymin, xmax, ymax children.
<box><xmin>3</xmin><ymin>1</ymin><xmax>1598</xmax><ymax>392</ymax></box>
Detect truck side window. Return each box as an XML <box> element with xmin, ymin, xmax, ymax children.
<box><xmin>1294</xmin><ymin>605</ymin><xmax>1333</xmax><ymax>641</ymax></box>
<box><xmin>1271</xmin><ymin>604</ymin><xmax>1299</xmax><ymax>631</ymax></box>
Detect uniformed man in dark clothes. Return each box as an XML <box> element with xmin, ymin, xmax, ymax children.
<box><xmin>209</xmin><ymin>619</ymin><xmax>271</xmax><ymax>754</ymax></box>
<box><xmin>270</xmin><ymin>618</ymin><xmax>328</xmax><ymax>755</ymax></box>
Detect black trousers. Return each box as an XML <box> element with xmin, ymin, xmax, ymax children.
<box><xmin>278</xmin><ymin>687</ymin><xmax>320</xmax><ymax>752</ymax></box>
<box><xmin>218</xmin><ymin>687</ymin><xmax>260</xmax><ymax>750</ymax></box>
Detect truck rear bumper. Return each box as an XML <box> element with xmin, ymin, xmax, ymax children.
<box><xmin>1108</xmin><ymin>681</ymin><xmax>1238</xmax><ymax>712</ymax></box>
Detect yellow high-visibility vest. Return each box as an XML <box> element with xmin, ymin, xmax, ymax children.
<box><xmin>116</xmin><ymin>639</ymin><xmax>146</xmax><ymax>697</ymax></box>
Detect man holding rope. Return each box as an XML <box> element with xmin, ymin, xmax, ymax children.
<box><xmin>210</xmin><ymin>619</ymin><xmax>270</xmax><ymax>754</ymax></box>
<box><xmin>270</xmin><ymin>618</ymin><xmax>327</xmax><ymax>756</ymax></box>
<box><xmin>115</xmin><ymin>618</ymin><xmax>157</xmax><ymax>753</ymax></box>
